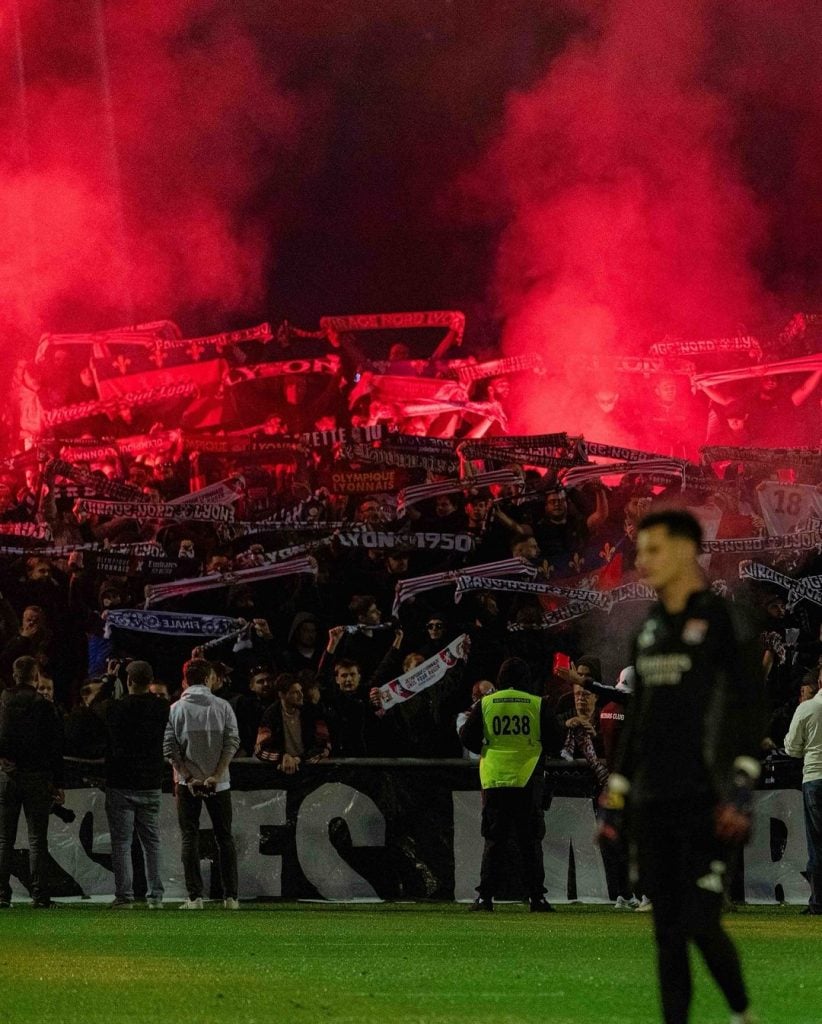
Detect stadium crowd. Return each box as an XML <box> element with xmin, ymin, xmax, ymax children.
<box><xmin>0</xmin><ymin>312</ymin><xmax>820</xmax><ymax>909</ymax></box>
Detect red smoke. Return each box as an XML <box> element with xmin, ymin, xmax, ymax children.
<box><xmin>463</xmin><ymin>0</ymin><xmax>822</xmax><ymax>444</ymax></box>
<box><xmin>0</xmin><ymin>0</ymin><xmax>304</xmax><ymax>349</ymax></box>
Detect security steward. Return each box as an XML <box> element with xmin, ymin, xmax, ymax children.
<box><xmin>460</xmin><ymin>656</ymin><xmax>563</xmax><ymax>911</ymax></box>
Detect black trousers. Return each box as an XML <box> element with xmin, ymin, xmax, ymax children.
<box><xmin>635</xmin><ymin>798</ymin><xmax>748</xmax><ymax>1024</ymax></box>
<box><xmin>176</xmin><ymin>786</ymin><xmax>238</xmax><ymax>900</ymax></box>
<box><xmin>0</xmin><ymin>769</ymin><xmax>52</xmax><ymax>905</ymax></box>
<box><xmin>478</xmin><ymin>776</ymin><xmax>545</xmax><ymax>900</ymax></box>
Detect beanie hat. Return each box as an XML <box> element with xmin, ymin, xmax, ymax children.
<box><xmin>496</xmin><ymin>657</ymin><xmax>533</xmax><ymax>693</ymax></box>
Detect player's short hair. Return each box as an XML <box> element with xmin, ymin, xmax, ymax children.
<box><xmin>637</xmin><ymin>508</ymin><xmax>703</xmax><ymax>547</ymax></box>
<box><xmin>182</xmin><ymin>658</ymin><xmax>213</xmax><ymax>689</ymax></box>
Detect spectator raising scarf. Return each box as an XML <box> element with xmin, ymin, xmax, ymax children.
<box><xmin>144</xmin><ymin>556</ymin><xmax>317</xmax><ymax>606</ymax></box>
<box><xmin>104</xmin><ymin>609</ymin><xmax>245</xmax><ymax>638</ymax></box>
<box><xmin>374</xmin><ymin>633</ymin><xmax>470</xmax><ymax>714</ymax></box>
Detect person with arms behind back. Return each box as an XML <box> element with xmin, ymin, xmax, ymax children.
<box><xmin>164</xmin><ymin>659</ymin><xmax>240</xmax><ymax>910</ymax></box>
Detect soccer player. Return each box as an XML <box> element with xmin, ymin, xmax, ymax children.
<box><xmin>601</xmin><ymin>509</ymin><xmax>763</xmax><ymax>1024</ymax></box>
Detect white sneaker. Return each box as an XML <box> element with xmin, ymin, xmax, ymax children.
<box><xmin>614</xmin><ymin>895</ymin><xmax>640</xmax><ymax>910</ymax></box>
<box><xmin>223</xmin><ymin>897</ymin><xmax>240</xmax><ymax>910</ymax></box>
<box><xmin>730</xmin><ymin>1012</ymin><xmax>758</xmax><ymax>1024</ymax></box>
<box><xmin>147</xmin><ymin>899</ymin><xmax>163</xmax><ymax>910</ymax></box>
<box><xmin>635</xmin><ymin>895</ymin><xmax>653</xmax><ymax>912</ymax></box>
<box><xmin>179</xmin><ymin>897</ymin><xmax>204</xmax><ymax>910</ymax></box>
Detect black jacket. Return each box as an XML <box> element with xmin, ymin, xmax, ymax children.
<box><xmin>0</xmin><ymin>685</ymin><xmax>64</xmax><ymax>783</ymax></box>
<box><xmin>98</xmin><ymin>693</ymin><xmax>170</xmax><ymax>789</ymax></box>
<box><xmin>615</xmin><ymin>589</ymin><xmax>765</xmax><ymax>804</ymax></box>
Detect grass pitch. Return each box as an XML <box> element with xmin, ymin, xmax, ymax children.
<box><xmin>0</xmin><ymin>903</ymin><xmax>817</xmax><ymax>1024</ymax></box>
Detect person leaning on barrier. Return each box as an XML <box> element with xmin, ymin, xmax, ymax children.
<box><xmin>459</xmin><ymin>656</ymin><xmax>564</xmax><ymax>912</ymax></box>
<box><xmin>255</xmin><ymin>673</ymin><xmax>330</xmax><ymax>771</ymax></box>
<box><xmin>0</xmin><ymin>655</ymin><xmax>64</xmax><ymax>909</ymax></box>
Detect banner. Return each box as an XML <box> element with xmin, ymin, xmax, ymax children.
<box><xmin>167</xmin><ymin>478</ymin><xmax>243</xmax><ymax>508</ymax></box>
<box><xmin>320</xmin><ymin>309</ymin><xmax>465</xmax><ymax>345</ymax></box>
<box><xmin>457</xmin><ymin>433</ymin><xmax>586</xmax><ymax>469</ymax></box>
<box><xmin>223</xmin><ymin>354</ymin><xmax>340</xmax><ymax>386</ymax></box>
<box><xmin>42</xmin><ymin>381</ymin><xmax>197</xmax><ymax>428</ymax></box>
<box><xmin>585</xmin><ymin>440</ymin><xmax>682</xmax><ymax>462</ymax></box>
<box><xmin>649</xmin><ymin>335</ymin><xmax>763</xmax><ymax>358</ymax></box>
<box><xmin>329</xmin><ymin>468</ymin><xmax>401</xmax><ymax>495</ymax></box>
<box><xmin>26</xmin><ymin>766</ymin><xmax>806</xmax><ymax>903</ymax></box>
<box><xmin>338</xmin><ymin>444</ymin><xmax>458</xmax><ymax>475</ymax></box>
<box><xmin>104</xmin><ymin>610</ymin><xmax>244</xmax><ymax>638</ymax></box>
<box><xmin>701</xmin><ymin>445</ymin><xmax>822</xmax><ymax>468</ymax></box>
<box><xmin>562</xmin><ymin>458</ymin><xmax>685</xmax><ymax>488</ymax></box>
<box><xmin>455</xmin><ymin>353</ymin><xmax>546</xmax><ymax>385</ymax></box>
<box><xmin>0</xmin><ymin>540</ymin><xmax>164</xmax><ymax>559</ymax></box>
<box><xmin>144</xmin><ymin>556</ymin><xmax>317</xmax><ymax>606</ymax></box>
<box><xmin>693</xmin><ymin>352</ymin><xmax>822</xmax><ymax>390</ymax></box>
<box><xmin>336</xmin><ymin>530</ymin><xmax>474</xmax><ymax>553</ymax></box>
<box><xmin>58</xmin><ymin>431</ymin><xmax>181</xmax><ymax>463</ymax></box>
<box><xmin>374</xmin><ymin>634</ymin><xmax>469</xmax><ymax>713</ymax></box>
<box><xmin>703</xmin><ymin>530</ymin><xmax>822</xmax><ymax>555</ymax></box>
<box><xmin>739</xmin><ymin>561</ymin><xmax>822</xmax><ymax>610</ymax></box>
<box><xmin>90</xmin><ymin>324</ymin><xmax>272</xmax><ymax>406</ymax></box>
<box><xmin>612</xmin><ymin>356</ymin><xmax>696</xmax><ymax>376</ymax></box>
<box><xmin>347</xmin><ymin>373</ymin><xmax>467</xmax><ymax>410</ymax></box>
<box><xmin>392</xmin><ymin>557</ymin><xmax>537</xmax><ymax>616</ymax></box>
<box><xmin>0</xmin><ymin>521</ymin><xmax>52</xmax><ymax>540</ymax></box>
<box><xmin>217</xmin><ymin>520</ymin><xmax>353</xmax><ymax>541</ymax></box>
<box><xmin>51</xmin><ymin>459</ymin><xmax>145</xmax><ymax>502</ymax></box>
<box><xmin>74</xmin><ymin>498</ymin><xmax>235</xmax><ymax>524</ymax></box>
<box><xmin>454</xmin><ymin>575</ymin><xmax>657</xmax><ymax>614</ymax></box>
<box><xmin>396</xmin><ymin>469</ymin><xmax>522</xmax><ymax>515</ymax></box>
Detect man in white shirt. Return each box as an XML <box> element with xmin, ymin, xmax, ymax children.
<box><xmin>164</xmin><ymin>658</ymin><xmax>240</xmax><ymax>910</ymax></box>
<box><xmin>785</xmin><ymin>665</ymin><xmax>822</xmax><ymax>916</ymax></box>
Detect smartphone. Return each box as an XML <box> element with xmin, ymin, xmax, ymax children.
<box><xmin>553</xmin><ymin>652</ymin><xmax>571</xmax><ymax>674</ymax></box>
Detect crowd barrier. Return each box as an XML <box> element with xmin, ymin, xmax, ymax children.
<box><xmin>5</xmin><ymin>758</ymin><xmax>809</xmax><ymax>904</ymax></box>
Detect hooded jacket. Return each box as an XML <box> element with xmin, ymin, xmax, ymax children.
<box><xmin>163</xmin><ymin>685</ymin><xmax>240</xmax><ymax>792</ymax></box>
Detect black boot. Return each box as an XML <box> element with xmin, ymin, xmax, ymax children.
<box><xmin>528</xmin><ymin>897</ymin><xmax>555</xmax><ymax>913</ymax></box>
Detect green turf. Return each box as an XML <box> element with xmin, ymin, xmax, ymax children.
<box><xmin>0</xmin><ymin>903</ymin><xmax>818</xmax><ymax>1024</ymax></box>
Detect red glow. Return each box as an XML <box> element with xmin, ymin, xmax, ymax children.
<box><xmin>465</xmin><ymin>2</ymin><xmax>782</xmax><ymax>448</ymax></box>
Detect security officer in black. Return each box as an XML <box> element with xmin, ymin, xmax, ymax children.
<box><xmin>0</xmin><ymin>655</ymin><xmax>65</xmax><ymax>909</ymax></box>
<box><xmin>602</xmin><ymin>509</ymin><xmax>763</xmax><ymax>1024</ymax></box>
<box><xmin>460</xmin><ymin>656</ymin><xmax>563</xmax><ymax>911</ymax></box>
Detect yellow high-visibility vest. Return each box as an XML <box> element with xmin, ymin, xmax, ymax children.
<box><xmin>479</xmin><ymin>689</ymin><xmax>542</xmax><ymax>789</ymax></box>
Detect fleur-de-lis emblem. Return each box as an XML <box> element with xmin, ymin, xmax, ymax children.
<box><xmin>148</xmin><ymin>344</ymin><xmax>166</xmax><ymax>368</ymax></box>
<box><xmin>112</xmin><ymin>355</ymin><xmax>131</xmax><ymax>375</ymax></box>
<box><xmin>600</xmin><ymin>541</ymin><xmax>615</xmax><ymax>563</ymax></box>
<box><xmin>568</xmin><ymin>552</ymin><xmax>585</xmax><ymax>573</ymax></box>
<box><xmin>187</xmin><ymin>341</ymin><xmax>204</xmax><ymax>362</ymax></box>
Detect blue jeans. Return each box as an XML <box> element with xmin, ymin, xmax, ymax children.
<box><xmin>803</xmin><ymin>779</ymin><xmax>822</xmax><ymax>913</ymax></box>
<box><xmin>0</xmin><ymin>769</ymin><xmax>52</xmax><ymax>905</ymax></box>
<box><xmin>105</xmin><ymin>788</ymin><xmax>164</xmax><ymax>902</ymax></box>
